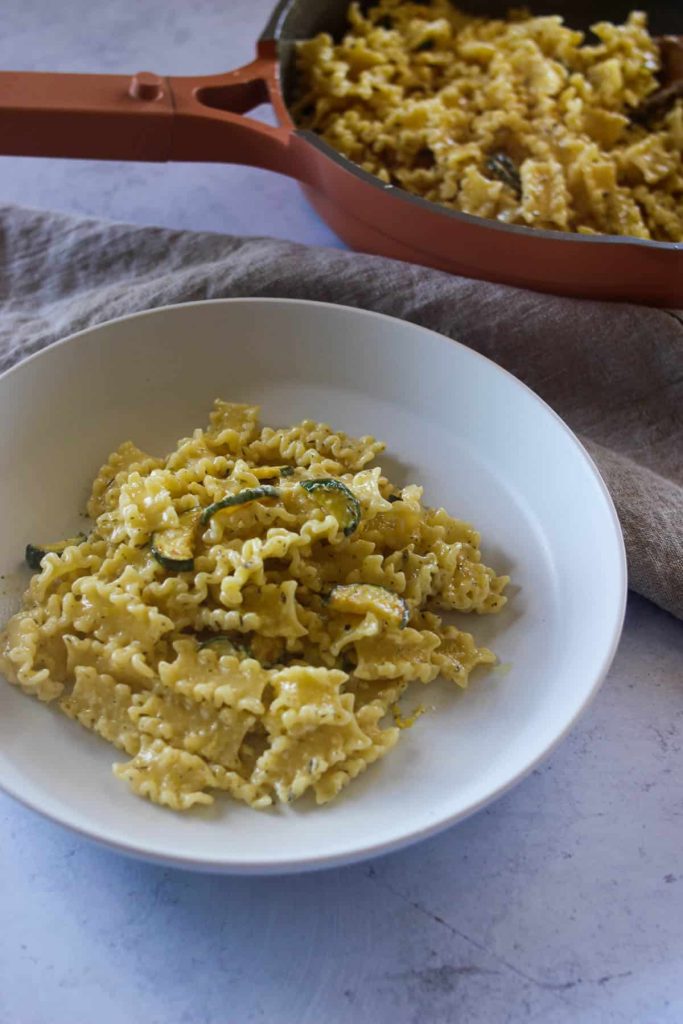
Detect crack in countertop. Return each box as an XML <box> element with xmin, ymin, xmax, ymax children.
<box><xmin>365</xmin><ymin>868</ymin><xmax>634</xmax><ymax>1005</ymax></box>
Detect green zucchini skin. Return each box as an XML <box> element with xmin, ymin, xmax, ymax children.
<box><xmin>197</xmin><ymin>633</ymin><xmax>252</xmax><ymax>658</ymax></box>
<box><xmin>25</xmin><ymin>544</ymin><xmax>48</xmax><ymax>571</ymax></box>
<box><xmin>201</xmin><ymin>486</ymin><xmax>280</xmax><ymax>525</ymax></box>
<box><xmin>151</xmin><ymin>549</ymin><xmax>195</xmax><ymax>572</ymax></box>
<box><xmin>299</xmin><ymin>479</ymin><xmax>361</xmax><ymax>536</ymax></box>
<box><xmin>25</xmin><ymin>534</ymin><xmax>87</xmax><ymax>571</ymax></box>
<box><xmin>152</xmin><ymin>508</ymin><xmax>201</xmax><ymax>572</ymax></box>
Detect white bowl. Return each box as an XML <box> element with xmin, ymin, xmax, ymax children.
<box><xmin>0</xmin><ymin>299</ymin><xmax>626</xmax><ymax>873</ymax></box>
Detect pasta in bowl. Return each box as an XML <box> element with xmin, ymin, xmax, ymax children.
<box><xmin>0</xmin><ymin>298</ymin><xmax>626</xmax><ymax>871</ymax></box>
<box><xmin>1</xmin><ymin>402</ymin><xmax>508</xmax><ymax>813</ymax></box>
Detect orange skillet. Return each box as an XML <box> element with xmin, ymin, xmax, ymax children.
<box><xmin>0</xmin><ymin>0</ymin><xmax>681</xmax><ymax>304</ymax></box>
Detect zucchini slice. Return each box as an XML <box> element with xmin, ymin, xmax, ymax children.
<box><xmin>300</xmin><ymin>479</ymin><xmax>361</xmax><ymax>536</ymax></box>
<box><xmin>201</xmin><ymin>485</ymin><xmax>280</xmax><ymax>525</ymax></box>
<box><xmin>197</xmin><ymin>633</ymin><xmax>250</xmax><ymax>657</ymax></box>
<box><xmin>250</xmin><ymin>465</ymin><xmax>295</xmax><ymax>481</ymax></box>
<box><xmin>328</xmin><ymin>583</ymin><xmax>410</xmax><ymax>628</ymax></box>
<box><xmin>25</xmin><ymin>533</ymin><xmax>88</xmax><ymax>571</ymax></box>
<box><xmin>152</xmin><ymin>508</ymin><xmax>201</xmax><ymax>572</ymax></box>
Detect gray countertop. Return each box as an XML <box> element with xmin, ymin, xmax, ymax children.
<box><xmin>1</xmin><ymin>3</ymin><xmax>681</xmax><ymax>1022</ymax></box>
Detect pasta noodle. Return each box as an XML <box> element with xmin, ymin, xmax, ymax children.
<box><xmin>0</xmin><ymin>402</ymin><xmax>509</xmax><ymax>813</ymax></box>
<box><xmin>294</xmin><ymin>2</ymin><xmax>683</xmax><ymax>241</ymax></box>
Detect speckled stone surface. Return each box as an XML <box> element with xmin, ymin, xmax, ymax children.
<box><xmin>0</xmin><ymin>0</ymin><xmax>339</xmax><ymax>245</ymax></box>
<box><xmin>0</xmin><ymin>3</ymin><xmax>682</xmax><ymax>1023</ymax></box>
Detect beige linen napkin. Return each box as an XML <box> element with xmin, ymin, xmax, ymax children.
<box><xmin>0</xmin><ymin>204</ymin><xmax>680</xmax><ymax>619</ymax></box>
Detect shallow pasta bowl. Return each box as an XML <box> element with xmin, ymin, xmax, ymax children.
<box><xmin>0</xmin><ymin>299</ymin><xmax>626</xmax><ymax>873</ymax></box>
<box><xmin>0</xmin><ymin>0</ymin><xmax>681</xmax><ymax>304</ymax></box>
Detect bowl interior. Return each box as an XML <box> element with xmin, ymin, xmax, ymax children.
<box><xmin>0</xmin><ymin>299</ymin><xmax>625</xmax><ymax>871</ymax></box>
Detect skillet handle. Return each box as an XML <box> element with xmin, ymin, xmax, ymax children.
<box><xmin>0</xmin><ymin>52</ymin><xmax>300</xmax><ymax>177</ymax></box>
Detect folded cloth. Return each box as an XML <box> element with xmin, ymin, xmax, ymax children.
<box><xmin>0</xmin><ymin>204</ymin><xmax>681</xmax><ymax>619</ymax></box>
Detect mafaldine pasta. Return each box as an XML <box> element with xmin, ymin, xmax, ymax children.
<box><xmin>295</xmin><ymin>2</ymin><xmax>683</xmax><ymax>241</ymax></box>
<box><xmin>0</xmin><ymin>402</ymin><xmax>508</xmax><ymax>812</ymax></box>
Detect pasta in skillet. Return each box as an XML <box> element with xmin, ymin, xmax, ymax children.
<box><xmin>295</xmin><ymin>1</ymin><xmax>683</xmax><ymax>241</ymax></box>
<box><xmin>0</xmin><ymin>402</ymin><xmax>509</xmax><ymax>812</ymax></box>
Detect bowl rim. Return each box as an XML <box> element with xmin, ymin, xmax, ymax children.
<box><xmin>0</xmin><ymin>297</ymin><xmax>628</xmax><ymax>874</ymax></box>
